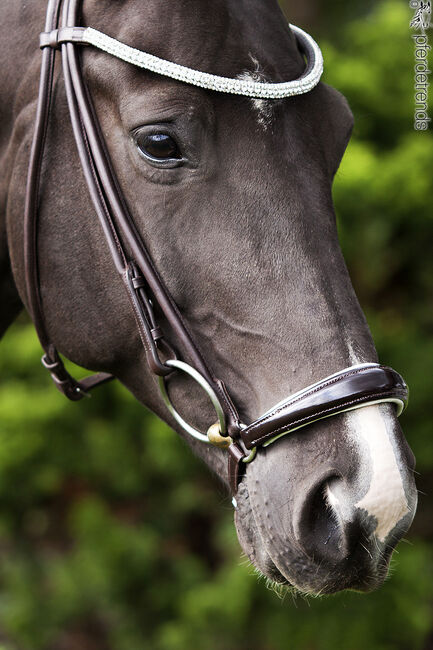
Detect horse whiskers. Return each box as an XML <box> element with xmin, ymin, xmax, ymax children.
<box><xmin>399</xmin><ymin>537</ymin><xmax>414</xmax><ymax>546</ymax></box>
<box><xmin>360</xmin><ymin>542</ymin><xmax>374</xmax><ymax>561</ymax></box>
<box><xmin>239</xmin><ymin>554</ymin><xmax>299</xmax><ymax>599</ymax></box>
<box><xmin>238</xmin><ymin>552</ymin><xmax>253</xmax><ymax>568</ymax></box>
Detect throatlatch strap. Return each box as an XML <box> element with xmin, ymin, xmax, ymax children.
<box><xmin>23</xmin><ymin>0</ymin><xmax>114</xmax><ymax>400</ymax></box>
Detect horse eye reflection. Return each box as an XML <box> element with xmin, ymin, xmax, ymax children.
<box><xmin>136</xmin><ymin>132</ymin><xmax>182</xmax><ymax>161</ymax></box>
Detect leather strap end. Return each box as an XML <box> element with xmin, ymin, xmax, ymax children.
<box><xmin>228</xmin><ymin>442</ymin><xmax>246</xmax><ymax>494</ymax></box>
<box><xmin>41</xmin><ymin>353</ymin><xmax>114</xmax><ymax>401</ymax></box>
<box><xmin>78</xmin><ymin>372</ymin><xmax>114</xmax><ymax>393</ymax></box>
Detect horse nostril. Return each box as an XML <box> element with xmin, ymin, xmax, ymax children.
<box><xmin>295</xmin><ymin>474</ymin><xmax>388</xmax><ymax>570</ymax></box>
<box><xmin>296</xmin><ymin>475</ymin><xmax>346</xmax><ymax>562</ymax></box>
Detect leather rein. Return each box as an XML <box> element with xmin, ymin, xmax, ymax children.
<box><xmin>24</xmin><ymin>0</ymin><xmax>409</xmax><ymax>495</ymax></box>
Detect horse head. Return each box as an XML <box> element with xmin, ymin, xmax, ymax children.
<box><xmin>2</xmin><ymin>0</ymin><xmax>417</xmax><ymax>595</ymax></box>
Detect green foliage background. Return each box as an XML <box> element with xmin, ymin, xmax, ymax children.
<box><xmin>1</xmin><ymin>2</ymin><xmax>432</xmax><ymax>648</ymax></box>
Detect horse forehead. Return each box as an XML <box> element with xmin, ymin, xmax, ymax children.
<box><xmin>83</xmin><ymin>0</ymin><xmax>304</xmax><ymax>80</ymax></box>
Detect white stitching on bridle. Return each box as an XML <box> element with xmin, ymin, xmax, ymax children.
<box><xmin>81</xmin><ymin>24</ymin><xmax>323</xmax><ymax>99</ymax></box>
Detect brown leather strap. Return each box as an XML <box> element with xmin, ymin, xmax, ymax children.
<box><xmin>227</xmin><ymin>364</ymin><xmax>408</xmax><ymax>492</ymax></box>
<box><xmin>42</xmin><ymin>350</ymin><xmax>112</xmax><ymax>399</ymax></box>
<box><xmin>228</xmin><ymin>443</ymin><xmax>247</xmax><ymax>495</ymax></box>
<box><xmin>24</xmin><ymin>0</ymin><xmax>113</xmax><ymax>400</ymax></box>
<box><xmin>24</xmin><ymin>0</ymin><xmax>61</xmax><ymax>354</ymax></box>
<box><xmin>241</xmin><ymin>365</ymin><xmax>408</xmax><ymax>449</ymax></box>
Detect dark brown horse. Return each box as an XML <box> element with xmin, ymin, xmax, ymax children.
<box><xmin>0</xmin><ymin>0</ymin><xmax>417</xmax><ymax>595</ymax></box>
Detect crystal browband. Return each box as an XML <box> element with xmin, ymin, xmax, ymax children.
<box><xmin>39</xmin><ymin>24</ymin><xmax>324</xmax><ymax>99</ymax></box>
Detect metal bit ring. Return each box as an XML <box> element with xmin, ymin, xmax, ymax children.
<box><xmin>158</xmin><ymin>359</ymin><xmax>226</xmax><ymax>443</ymax></box>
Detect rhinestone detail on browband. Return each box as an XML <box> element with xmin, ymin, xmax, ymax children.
<box><xmin>81</xmin><ymin>24</ymin><xmax>323</xmax><ymax>99</ymax></box>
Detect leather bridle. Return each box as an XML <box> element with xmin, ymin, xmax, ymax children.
<box><xmin>24</xmin><ymin>0</ymin><xmax>409</xmax><ymax>495</ymax></box>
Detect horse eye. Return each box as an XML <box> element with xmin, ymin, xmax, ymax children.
<box><xmin>136</xmin><ymin>132</ymin><xmax>181</xmax><ymax>161</ymax></box>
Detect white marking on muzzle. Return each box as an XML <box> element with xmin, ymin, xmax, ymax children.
<box><xmin>350</xmin><ymin>405</ymin><xmax>409</xmax><ymax>542</ymax></box>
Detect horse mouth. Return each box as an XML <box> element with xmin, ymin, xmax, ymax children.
<box><xmin>248</xmin><ymin>527</ymin><xmax>398</xmax><ymax>596</ymax></box>
<box><xmin>256</xmin><ymin>557</ymin><xmax>292</xmax><ymax>588</ymax></box>
<box><xmin>249</xmin><ymin>550</ymin><xmax>394</xmax><ymax>597</ymax></box>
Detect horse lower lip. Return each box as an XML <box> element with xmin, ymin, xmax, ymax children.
<box><xmin>257</xmin><ymin>528</ymin><xmax>400</xmax><ymax>595</ymax></box>
<box><xmin>263</xmin><ymin>560</ymin><xmax>292</xmax><ymax>587</ymax></box>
